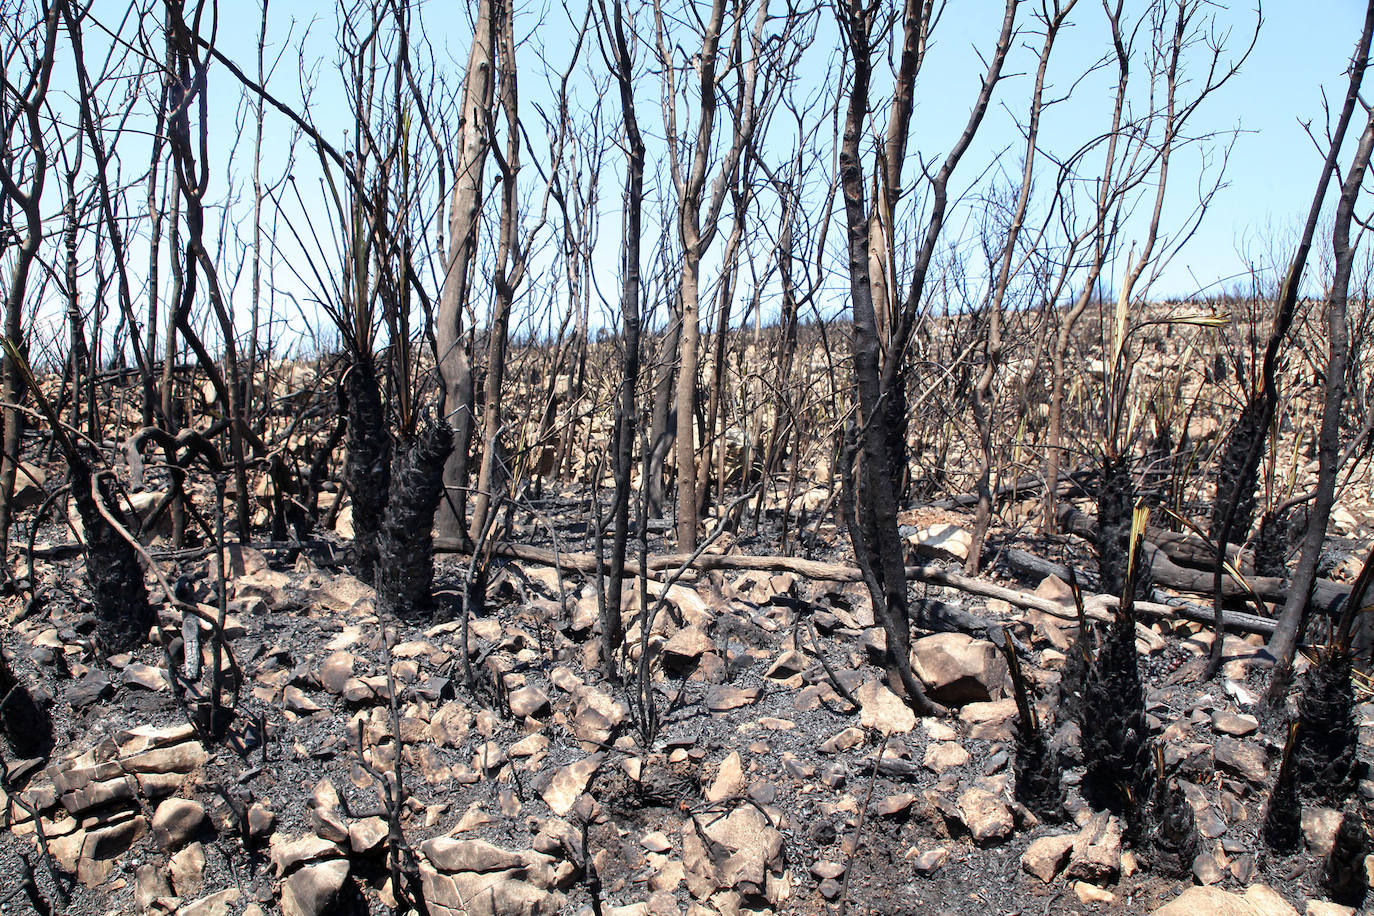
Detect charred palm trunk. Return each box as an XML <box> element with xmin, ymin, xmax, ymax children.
<box><xmin>1261</xmin><ymin>722</ymin><xmax>1303</xmax><ymax>854</ymax></box>
<box><xmin>1211</xmin><ymin>399</ymin><xmax>1265</xmax><ymax>545</ymax></box>
<box><xmin>0</xmin><ymin>647</ymin><xmax>52</xmax><ymax>763</ymax></box>
<box><xmin>1141</xmin><ymin>745</ymin><xmax>1198</xmax><ymax>877</ymax></box>
<box><xmin>376</xmin><ymin>421</ymin><xmax>453</xmax><ymax>620</ymax></box>
<box><xmin>1324</xmin><ymin>806</ymin><xmax>1371</xmax><ymax>908</ymax></box>
<box><xmin>1000</xmin><ymin>628</ymin><xmax>1062</xmax><ymax>821</ymax></box>
<box><xmin>1253</xmin><ymin>508</ymin><xmax>1290</xmax><ymax>578</ymax></box>
<box><xmin>1294</xmin><ymin>647</ymin><xmax>1365</xmax><ymax>805</ymax></box>
<box><xmin>1079</xmin><ymin>516</ymin><xmax>1153</xmax><ymax>825</ymax></box>
<box><xmin>345</xmin><ymin>358</ymin><xmax>391</xmax><ymax>585</ymax></box>
<box><xmin>69</xmin><ymin>454</ymin><xmax>155</xmax><ymax>654</ymax></box>
<box><xmin>1096</xmin><ymin>455</ymin><xmax>1149</xmax><ymax>599</ymax></box>
<box><xmin>1056</xmin><ymin>566</ymin><xmax>1095</xmax><ymax>721</ymax></box>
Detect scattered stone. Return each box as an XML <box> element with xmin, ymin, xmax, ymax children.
<box><xmin>705</xmin><ymin>685</ymin><xmax>759</xmax><ymax>711</ymax></box>
<box><xmin>281</xmin><ymin>858</ymin><xmax>350</xmax><ymax>916</ymax></box>
<box><xmin>904</xmin><ymin>524</ymin><xmax>972</xmax><ymax>562</ymax></box>
<box><xmin>318</xmin><ymin>651</ymin><xmax>356</xmax><ymax>694</ymax></box>
<box><xmin>123</xmin><ymin>663</ymin><xmax>170</xmax><ymax>691</ymax></box>
<box><xmin>508</xmin><ymin>685</ymin><xmax>551</xmax><ymax>719</ymax></box>
<box><xmin>956</xmin><ymin>786</ymin><xmax>1014</xmax><ymax>844</ymax></box>
<box><xmin>1303</xmin><ymin>807</ymin><xmax>1344</xmax><ymax>857</ymax></box>
<box><xmin>663</xmin><ymin>626</ymin><xmax>714</xmax><ymax>664</ymax></box>
<box><xmin>820</xmin><ymin>727</ymin><xmax>865</xmax><ymax>753</ymax></box>
<box><xmin>180</xmin><ymin>888</ymin><xmax>242</xmax><ymax>916</ymax></box>
<box><xmin>270</xmin><ymin>834</ymin><xmax>344</xmax><ymax>876</ymax></box>
<box><xmin>349</xmin><ymin>816</ymin><xmax>388</xmax><ymax>854</ymax></box>
<box><xmin>1074</xmin><ymin>881</ymin><xmax>1115</xmax><ymax>904</ymax></box>
<box><xmin>1022</xmin><ymin>834</ymin><xmax>1076</xmax><ymax>882</ymax></box>
<box><xmin>248</xmin><ymin>801</ymin><xmax>277</xmax><ymax>840</ymax></box>
<box><xmin>309</xmin><ymin>779</ymin><xmax>349</xmax><ymax>843</ymax></box>
<box><xmin>169</xmin><ymin>841</ymin><xmax>207</xmax><ymax>896</ymax></box>
<box><xmin>283</xmin><ymin>685</ymin><xmax>324</xmax><ymax>715</ymax></box>
<box><xmin>1064</xmin><ymin>812</ymin><xmax>1122</xmax><ymax>884</ymax></box>
<box><xmin>923</xmin><ymin>742</ymin><xmax>970</xmax><ymax>773</ymax></box>
<box><xmin>1212</xmin><ymin>711</ymin><xmax>1259</xmax><ymax>737</ymax></box>
<box><xmin>151</xmin><ymin>797</ymin><xmax>207</xmax><ymax>850</ymax></box>
<box><xmin>1150</xmin><ymin>884</ymin><xmax>1299</xmax><ymax>916</ymax></box>
<box><xmin>1214</xmin><ymin>736</ymin><xmax>1270</xmax><ymax>784</ymax></box>
<box><xmin>911</xmin><ymin>633</ymin><xmax>1007</xmax><ymax>706</ymax></box>
<box><xmin>705</xmin><ymin>751</ymin><xmax>746</xmax><ymax>804</ymax></box>
<box><xmin>856</xmin><ymin>679</ymin><xmax>917</xmax><ymax>735</ymax></box>
<box><xmin>540</xmin><ymin>754</ymin><xmax>603</xmax><ymax>817</ymax></box>
<box><xmin>908</xmin><ymin>846</ymin><xmax>948</xmax><ymax>875</ymax></box>
<box><xmin>570</xmin><ymin>687</ymin><xmax>627</xmax><ymax>745</ymax></box>
<box><xmin>1192</xmin><ymin>850</ymin><xmax>1226</xmax><ymax>886</ymax></box>
<box><xmin>419</xmin><ymin>862</ymin><xmax>563</xmax><ymax>916</ymax></box>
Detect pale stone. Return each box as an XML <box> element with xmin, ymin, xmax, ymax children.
<box><xmin>179</xmin><ymin>888</ymin><xmax>241</xmax><ymax>916</ymax></box>
<box><xmin>151</xmin><ymin>797</ymin><xmax>207</xmax><ymax>850</ymax></box>
<box><xmin>856</xmin><ymin>679</ymin><xmax>917</xmax><ymax>735</ymax></box>
<box><xmin>911</xmin><ymin>632</ymin><xmax>1007</xmax><ymax>706</ymax></box>
<box><xmin>1021</xmin><ymin>834</ymin><xmax>1076</xmax><ymax>882</ymax></box>
<box><xmin>540</xmin><ymin>754</ymin><xmax>603</xmax><ymax>817</ymax></box>
<box><xmin>318</xmin><ymin>651</ymin><xmax>356</xmax><ymax>695</ymax></box>
<box><xmin>1150</xmin><ymin>885</ymin><xmax>1298</xmax><ymax>916</ymax></box>
<box><xmin>905</xmin><ymin>524</ymin><xmax>972</xmax><ymax>562</ymax></box>
<box><xmin>923</xmin><ymin>742</ymin><xmax>970</xmax><ymax>773</ymax></box>
<box><xmin>281</xmin><ymin>859</ymin><xmax>350</xmax><ymax>916</ymax></box>
<box><xmin>956</xmin><ymin>786</ymin><xmax>1014</xmax><ymax>844</ymax></box>
<box><xmin>705</xmin><ymin>751</ymin><xmax>746</xmax><ymax>804</ymax></box>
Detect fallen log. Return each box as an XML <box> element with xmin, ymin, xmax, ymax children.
<box><xmin>1055</xmin><ymin>507</ymin><xmax>1349</xmax><ymax>615</ymax></box>
<box><xmin>434</xmin><ymin>539</ymin><xmax>1277</xmax><ymax>636</ymax></box>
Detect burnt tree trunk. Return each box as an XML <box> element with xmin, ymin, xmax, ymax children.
<box><xmin>345</xmin><ymin>358</ymin><xmax>392</xmax><ymax>585</ymax></box>
<box><xmin>69</xmin><ymin>454</ymin><xmax>155</xmax><ymax>654</ymax></box>
<box><xmin>376</xmin><ymin>422</ymin><xmax>454</xmax><ymax>620</ymax></box>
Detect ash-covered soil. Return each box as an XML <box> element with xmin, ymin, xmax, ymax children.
<box><xmin>0</xmin><ymin>488</ymin><xmax>1371</xmax><ymax>916</ymax></box>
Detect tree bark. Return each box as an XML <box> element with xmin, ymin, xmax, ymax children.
<box><xmin>435</xmin><ymin>0</ymin><xmax>497</xmax><ymax>546</ymax></box>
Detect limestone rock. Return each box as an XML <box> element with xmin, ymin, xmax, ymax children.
<box><xmin>697</xmin><ymin>805</ymin><xmax>787</xmax><ymax>903</ymax></box>
<box><xmin>318</xmin><ymin>651</ymin><xmax>356</xmax><ymax>695</ymax></box>
<box><xmin>308</xmin><ymin>779</ymin><xmax>348</xmax><ymax>843</ymax></box>
<box><xmin>151</xmin><ymin>797</ymin><xmax>207</xmax><ymax>850</ymax></box>
<box><xmin>1214</xmin><ymin>736</ymin><xmax>1270</xmax><ymax>784</ymax></box>
<box><xmin>540</xmin><ymin>754</ymin><xmax>603</xmax><ymax>817</ymax></box>
<box><xmin>705</xmin><ymin>751</ymin><xmax>746</xmax><ymax>804</ymax></box>
<box><xmin>180</xmin><ymin>888</ymin><xmax>241</xmax><ymax>916</ymax></box>
<box><xmin>419</xmin><ymin>862</ymin><xmax>563</xmax><ymax>916</ymax></box>
<box><xmin>422</xmin><ymin>837</ymin><xmax>526</xmax><ymax>873</ymax></box>
<box><xmin>856</xmin><ymin>679</ymin><xmax>917</xmax><ymax>735</ymax></box>
<box><xmin>1064</xmin><ymin>811</ymin><xmax>1122</xmax><ymax>884</ymax></box>
<box><xmin>270</xmin><ymin>833</ymin><xmax>344</xmax><ymax>876</ymax></box>
<box><xmin>1022</xmin><ymin>833</ymin><xmax>1076</xmax><ymax>882</ymax></box>
<box><xmin>281</xmin><ymin>858</ymin><xmax>350</xmax><ymax>916</ymax></box>
<box><xmin>956</xmin><ymin>786</ymin><xmax>1014</xmax><ymax>844</ymax></box>
<box><xmin>1150</xmin><ymin>885</ymin><xmax>1299</xmax><ymax>916</ymax></box>
<box><xmin>169</xmin><ymin>841</ymin><xmax>206</xmax><ymax>897</ymax></box>
<box><xmin>904</xmin><ymin>524</ymin><xmax>973</xmax><ymax>562</ymax></box>
<box><xmin>911</xmin><ymin>633</ymin><xmax>1007</xmax><ymax>706</ymax></box>
<box><xmin>509</xmin><ymin>686</ymin><xmax>551</xmax><ymax>719</ymax></box>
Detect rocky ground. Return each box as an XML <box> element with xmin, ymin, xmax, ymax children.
<box><xmin>0</xmin><ymin>487</ymin><xmax>1371</xmax><ymax>916</ymax></box>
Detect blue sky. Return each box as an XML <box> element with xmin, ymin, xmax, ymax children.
<box><xmin>29</xmin><ymin>0</ymin><xmax>1374</xmax><ymax>355</ymax></box>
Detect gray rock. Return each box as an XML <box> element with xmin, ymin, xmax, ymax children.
<box><xmin>281</xmin><ymin>858</ymin><xmax>350</xmax><ymax>916</ymax></box>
